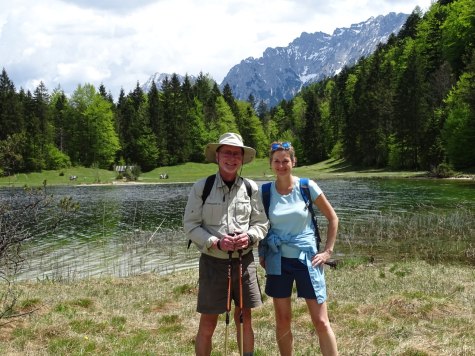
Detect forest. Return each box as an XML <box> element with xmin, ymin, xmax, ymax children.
<box><xmin>0</xmin><ymin>0</ymin><xmax>473</xmax><ymax>176</ymax></box>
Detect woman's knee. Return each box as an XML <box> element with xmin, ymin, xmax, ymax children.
<box><xmin>313</xmin><ymin>317</ymin><xmax>332</xmax><ymax>333</ymax></box>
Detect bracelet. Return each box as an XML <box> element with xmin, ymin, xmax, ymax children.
<box><xmin>217</xmin><ymin>240</ymin><xmax>222</xmax><ymax>250</ymax></box>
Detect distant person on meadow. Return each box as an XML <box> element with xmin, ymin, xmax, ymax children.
<box><xmin>258</xmin><ymin>141</ymin><xmax>338</xmax><ymax>356</ymax></box>
<box><xmin>183</xmin><ymin>133</ymin><xmax>269</xmax><ymax>356</ymax></box>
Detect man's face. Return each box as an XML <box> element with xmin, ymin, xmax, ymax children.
<box><xmin>216</xmin><ymin>145</ymin><xmax>243</xmax><ymax>177</ymax></box>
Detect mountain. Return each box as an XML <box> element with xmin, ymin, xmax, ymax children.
<box><xmin>143</xmin><ymin>12</ymin><xmax>409</xmax><ymax>107</ymax></box>
<box><xmin>142</xmin><ymin>73</ymin><xmax>197</xmax><ymax>92</ymax></box>
<box><xmin>220</xmin><ymin>12</ymin><xmax>409</xmax><ymax>107</ymax></box>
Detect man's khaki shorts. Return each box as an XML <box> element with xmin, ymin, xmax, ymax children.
<box><xmin>197</xmin><ymin>251</ymin><xmax>262</xmax><ymax>314</ymax></box>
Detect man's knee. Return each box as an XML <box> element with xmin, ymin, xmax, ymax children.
<box><xmin>198</xmin><ymin>314</ymin><xmax>219</xmax><ymax>337</ymax></box>
<box><xmin>234</xmin><ymin>308</ymin><xmax>253</xmax><ymax>325</ymax></box>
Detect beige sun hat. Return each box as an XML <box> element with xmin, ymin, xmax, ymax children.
<box><xmin>204</xmin><ymin>132</ymin><xmax>256</xmax><ymax>164</ymax></box>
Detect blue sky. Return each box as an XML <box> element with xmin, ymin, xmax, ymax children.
<box><xmin>0</xmin><ymin>0</ymin><xmax>434</xmax><ymax>100</ymax></box>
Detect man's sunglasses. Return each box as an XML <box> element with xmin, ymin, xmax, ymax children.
<box><xmin>271</xmin><ymin>142</ymin><xmax>292</xmax><ymax>151</ymax></box>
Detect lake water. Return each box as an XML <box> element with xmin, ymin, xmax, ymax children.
<box><xmin>1</xmin><ymin>178</ymin><xmax>474</xmax><ymax>280</ymax></box>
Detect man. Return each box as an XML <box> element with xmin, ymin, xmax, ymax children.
<box><xmin>183</xmin><ymin>132</ymin><xmax>269</xmax><ymax>356</ymax></box>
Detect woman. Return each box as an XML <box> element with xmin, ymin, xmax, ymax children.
<box><xmin>258</xmin><ymin>141</ymin><xmax>338</xmax><ymax>356</ymax></box>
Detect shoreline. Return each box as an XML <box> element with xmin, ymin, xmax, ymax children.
<box><xmin>67</xmin><ymin>176</ymin><xmax>475</xmax><ymax>188</ymax></box>
<box><xmin>1</xmin><ymin>175</ymin><xmax>474</xmax><ymax>188</ymax></box>
<box><xmin>0</xmin><ymin>165</ymin><xmax>473</xmax><ymax>188</ymax></box>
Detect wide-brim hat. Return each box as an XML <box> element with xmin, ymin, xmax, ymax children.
<box><xmin>204</xmin><ymin>132</ymin><xmax>256</xmax><ymax>164</ymax></box>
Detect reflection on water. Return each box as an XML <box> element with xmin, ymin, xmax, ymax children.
<box><xmin>1</xmin><ymin>178</ymin><xmax>473</xmax><ymax>280</ymax></box>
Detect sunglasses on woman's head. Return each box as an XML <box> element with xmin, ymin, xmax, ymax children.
<box><xmin>271</xmin><ymin>142</ymin><xmax>292</xmax><ymax>151</ymax></box>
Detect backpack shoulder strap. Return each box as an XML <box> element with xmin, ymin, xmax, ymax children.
<box><xmin>201</xmin><ymin>174</ymin><xmax>216</xmax><ymax>205</ymax></box>
<box><xmin>261</xmin><ymin>182</ymin><xmax>272</xmax><ymax>218</ymax></box>
<box><xmin>299</xmin><ymin>177</ymin><xmax>312</xmax><ymax>206</ymax></box>
<box><xmin>188</xmin><ymin>174</ymin><xmax>216</xmax><ymax>249</ymax></box>
<box><xmin>242</xmin><ymin>178</ymin><xmax>252</xmax><ymax>199</ymax></box>
<box><xmin>203</xmin><ymin>175</ymin><xmax>252</xmax><ymax>205</ymax></box>
<box><xmin>299</xmin><ymin>177</ymin><xmax>321</xmax><ymax>251</ymax></box>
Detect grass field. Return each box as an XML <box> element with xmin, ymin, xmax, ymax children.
<box><xmin>1</xmin><ymin>260</ymin><xmax>473</xmax><ymax>355</ymax></box>
<box><xmin>0</xmin><ymin>158</ymin><xmax>428</xmax><ymax>187</ymax></box>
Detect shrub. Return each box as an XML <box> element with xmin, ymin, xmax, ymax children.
<box><xmin>430</xmin><ymin>163</ymin><xmax>456</xmax><ymax>178</ymax></box>
<box><xmin>45</xmin><ymin>145</ymin><xmax>71</xmax><ymax>170</ymax></box>
<box><xmin>330</xmin><ymin>140</ymin><xmax>344</xmax><ymax>160</ymax></box>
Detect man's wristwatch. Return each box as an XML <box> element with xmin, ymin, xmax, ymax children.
<box><xmin>248</xmin><ymin>234</ymin><xmax>256</xmax><ymax>246</ymax></box>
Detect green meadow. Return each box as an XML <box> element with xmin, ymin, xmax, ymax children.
<box><xmin>0</xmin><ymin>158</ymin><xmax>428</xmax><ymax>187</ymax></box>
<box><xmin>1</xmin><ymin>261</ymin><xmax>473</xmax><ymax>355</ymax></box>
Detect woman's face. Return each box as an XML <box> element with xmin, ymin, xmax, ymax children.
<box><xmin>271</xmin><ymin>150</ymin><xmax>293</xmax><ymax>177</ymax></box>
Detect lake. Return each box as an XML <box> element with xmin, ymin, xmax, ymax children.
<box><xmin>1</xmin><ymin>178</ymin><xmax>474</xmax><ymax>280</ymax></box>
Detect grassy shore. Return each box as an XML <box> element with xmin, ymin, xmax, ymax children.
<box><xmin>1</xmin><ymin>260</ymin><xmax>473</xmax><ymax>355</ymax></box>
<box><xmin>0</xmin><ymin>158</ymin><xmax>434</xmax><ymax>187</ymax></box>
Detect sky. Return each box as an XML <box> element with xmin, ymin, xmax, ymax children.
<box><xmin>0</xmin><ymin>0</ymin><xmax>434</xmax><ymax>100</ymax></box>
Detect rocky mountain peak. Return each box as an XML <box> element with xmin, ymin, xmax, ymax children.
<box><xmin>144</xmin><ymin>12</ymin><xmax>409</xmax><ymax>108</ymax></box>
<box><xmin>220</xmin><ymin>12</ymin><xmax>408</xmax><ymax>107</ymax></box>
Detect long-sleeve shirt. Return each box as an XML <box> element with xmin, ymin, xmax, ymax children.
<box><xmin>183</xmin><ymin>173</ymin><xmax>269</xmax><ymax>259</ymax></box>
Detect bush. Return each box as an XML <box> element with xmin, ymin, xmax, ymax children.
<box><xmin>430</xmin><ymin>163</ymin><xmax>456</xmax><ymax>178</ymax></box>
<box><xmin>330</xmin><ymin>140</ymin><xmax>344</xmax><ymax>160</ymax></box>
<box><xmin>116</xmin><ymin>165</ymin><xmax>141</xmax><ymax>181</ymax></box>
<box><xmin>45</xmin><ymin>145</ymin><xmax>71</xmax><ymax>170</ymax></box>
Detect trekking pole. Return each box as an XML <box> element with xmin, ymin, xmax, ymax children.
<box><xmin>224</xmin><ymin>251</ymin><xmax>232</xmax><ymax>356</ymax></box>
<box><xmin>238</xmin><ymin>249</ymin><xmax>244</xmax><ymax>356</ymax></box>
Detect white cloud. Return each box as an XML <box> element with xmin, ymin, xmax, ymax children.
<box><xmin>0</xmin><ymin>0</ymin><xmax>434</xmax><ymax>100</ymax></box>
<box><xmin>60</xmin><ymin>0</ymin><xmax>159</xmax><ymax>13</ymax></box>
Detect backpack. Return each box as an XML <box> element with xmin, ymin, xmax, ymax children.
<box><xmin>261</xmin><ymin>177</ymin><xmax>322</xmax><ymax>251</ymax></box>
<box><xmin>201</xmin><ymin>174</ymin><xmax>252</xmax><ymax>205</ymax></box>
<box><xmin>187</xmin><ymin>174</ymin><xmax>253</xmax><ymax>249</ymax></box>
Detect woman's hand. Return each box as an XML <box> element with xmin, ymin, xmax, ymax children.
<box><xmin>311</xmin><ymin>249</ymin><xmax>333</xmax><ymax>267</ymax></box>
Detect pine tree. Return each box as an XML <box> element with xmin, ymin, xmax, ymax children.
<box><xmin>393</xmin><ymin>42</ymin><xmax>430</xmax><ymax>169</ymax></box>
<box><xmin>119</xmin><ymin>83</ymin><xmax>158</xmax><ymax>170</ymax></box>
<box><xmin>236</xmin><ymin>101</ymin><xmax>268</xmax><ymax>158</ymax></box>
<box><xmin>222</xmin><ymin>84</ymin><xmax>240</xmax><ymax>119</ymax></box>
<box><xmin>443</xmin><ymin>55</ymin><xmax>475</xmax><ymax>169</ymax></box>
<box><xmin>21</xmin><ymin>90</ymin><xmax>43</xmax><ymax>171</ymax></box>
<box><xmin>0</xmin><ymin>69</ymin><xmax>23</xmax><ymax>140</ymax></box>
<box><xmin>50</xmin><ymin>89</ymin><xmax>68</xmax><ymax>152</ymax></box>
<box><xmin>301</xmin><ymin>90</ymin><xmax>325</xmax><ymax>164</ymax></box>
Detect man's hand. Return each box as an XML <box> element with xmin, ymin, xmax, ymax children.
<box><xmin>219</xmin><ymin>233</ymin><xmax>238</xmax><ymax>251</ymax></box>
<box><xmin>233</xmin><ymin>231</ymin><xmax>252</xmax><ymax>250</ymax></box>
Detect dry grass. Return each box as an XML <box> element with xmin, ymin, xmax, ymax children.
<box><xmin>0</xmin><ymin>260</ymin><xmax>473</xmax><ymax>355</ymax></box>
